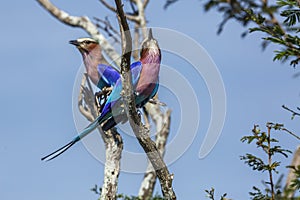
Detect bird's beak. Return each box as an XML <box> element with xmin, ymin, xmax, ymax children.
<box><xmin>69</xmin><ymin>40</ymin><xmax>80</xmax><ymax>46</ymax></box>
<box><xmin>148</xmin><ymin>28</ymin><xmax>153</xmax><ymax>40</ymax></box>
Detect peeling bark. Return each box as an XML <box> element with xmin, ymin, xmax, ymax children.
<box><xmin>79</xmin><ymin>74</ymin><xmax>123</xmax><ymax>200</ymax></box>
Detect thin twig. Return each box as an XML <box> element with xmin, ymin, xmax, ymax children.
<box><xmin>99</xmin><ymin>0</ymin><xmax>140</xmax><ymax>23</ymax></box>
<box><xmin>78</xmin><ymin>74</ymin><xmax>95</xmax><ymax>122</ymax></box>
<box><xmin>100</xmin><ymin>0</ymin><xmax>117</xmax><ymax>12</ymax></box>
<box><xmin>100</xmin><ymin>16</ymin><xmax>120</xmax><ymax>36</ymax></box>
<box><xmin>282</xmin><ymin>105</ymin><xmax>300</xmax><ymax>118</ymax></box>
<box><xmin>143</xmin><ymin>0</ymin><xmax>150</xmax><ymax>8</ymax></box>
<box><xmin>129</xmin><ymin>0</ymin><xmax>138</xmax><ymax>15</ymax></box>
<box><xmin>133</xmin><ymin>25</ymin><xmax>140</xmax><ymax>60</ymax></box>
<box><xmin>282</xmin><ymin>128</ymin><xmax>300</xmax><ymax>140</ymax></box>
<box><xmin>135</xmin><ymin>0</ymin><xmax>147</xmax><ymax>38</ymax></box>
<box><xmin>164</xmin><ymin>0</ymin><xmax>178</xmax><ymax>10</ymax></box>
<box><xmin>267</xmin><ymin>125</ymin><xmax>275</xmax><ymax>200</ymax></box>
<box><xmin>94</xmin><ymin>16</ymin><xmax>121</xmax><ymax>44</ymax></box>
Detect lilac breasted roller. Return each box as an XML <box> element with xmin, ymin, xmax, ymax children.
<box><xmin>42</xmin><ymin>29</ymin><xmax>161</xmax><ymax>161</ymax></box>
<box><xmin>69</xmin><ymin>37</ymin><xmax>120</xmax><ymax>89</ymax></box>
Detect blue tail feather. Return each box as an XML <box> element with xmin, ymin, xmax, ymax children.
<box><xmin>41</xmin><ymin>115</ymin><xmax>105</xmax><ymax>161</ymax></box>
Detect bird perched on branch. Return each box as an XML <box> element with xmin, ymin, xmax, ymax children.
<box><xmin>69</xmin><ymin>37</ymin><xmax>120</xmax><ymax>89</ymax></box>
<box><xmin>42</xmin><ymin>29</ymin><xmax>161</xmax><ymax>161</ymax></box>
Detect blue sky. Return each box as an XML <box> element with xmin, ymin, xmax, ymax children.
<box><xmin>1</xmin><ymin>0</ymin><xmax>300</xmax><ymax>199</ymax></box>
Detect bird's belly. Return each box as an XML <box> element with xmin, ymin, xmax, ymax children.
<box><xmin>136</xmin><ymin>82</ymin><xmax>155</xmax><ymax>96</ymax></box>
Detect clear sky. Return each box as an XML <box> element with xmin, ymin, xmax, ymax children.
<box><xmin>1</xmin><ymin>0</ymin><xmax>299</xmax><ymax>199</ymax></box>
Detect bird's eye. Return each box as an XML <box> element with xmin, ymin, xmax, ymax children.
<box><xmin>84</xmin><ymin>40</ymin><xmax>91</xmax><ymax>45</ymax></box>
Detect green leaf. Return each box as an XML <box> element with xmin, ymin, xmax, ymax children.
<box><xmin>263</xmin><ymin>37</ymin><xmax>285</xmax><ymax>45</ymax></box>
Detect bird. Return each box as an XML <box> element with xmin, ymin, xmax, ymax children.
<box><xmin>69</xmin><ymin>37</ymin><xmax>120</xmax><ymax>89</ymax></box>
<box><xmin>41</xmin><ymin>29</ymin><xmax>161</xmax><ymax>161</ymax></box>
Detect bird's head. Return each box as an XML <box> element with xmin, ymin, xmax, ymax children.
<box><xmin>69</xmin><ymin>38</ymin><xmax>99</xmax><ymax>54</ymax></box>
<box><xmin>140</xmin><ymin>29</ymin><xmax>161</xmax><ymax>59</ymax></box>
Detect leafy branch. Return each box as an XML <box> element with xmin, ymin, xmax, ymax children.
<box><xmin>202</xmin><ymin>0</ymin><xmax>300</xmax><ymax>67</ymax></box>
<box><xmin>205</xmin><ymin>188</ymin><xmax>228</xmax><ymax>200</ymax></box>
<box><xmin>240</xmin><ymin>123</ymin><xmax>292</xmax><ymax>199</ymax></box>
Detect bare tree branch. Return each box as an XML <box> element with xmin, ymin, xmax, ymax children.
<box><xmin>282</xmin><ymin>105</ymin><xmax>300</xmax><ymax>119</ymax></box>
<box><xmin>143</xmin><ymin>0</ymin><xmax>150</xmax><ymax>9</ymax></box>
<box><xmin>130</xmin><ymin>0</ymin><xmax>171</xmax><ymax>196</ymax></box>
<box><xmin>133</xmin><ymin>24</ymin><xmax>141</xmax><ymax>61</ymax></box>
<box><xmin>164</xmin><ymin>0</ymin><xmax>178</xmax><ymax>10</ymax></box>
<box><xmin>100</xmin><ymin>0</ymin><xmax>117</xmax><ymax>13</ymax></box>
<box><xmin>121</xmin><ymin>0</ymin><xmax>172</xmax><ymax>197</ymax></box>
<box><xmin>135</xmin><ymin>0</ymin><xmax>147</xmax><ymax>38</ymax></box>
<box><xmin>94</xmin><ymin>16</ymin><xmax>121</xmax><ymax>44</ymax></box>
<box><xmin>99</xmin><ymin>0</ymin><xmax>140</xmax><ymax>23</ymax></box>
<box><xmin>281</xmin><ymin>127</ymin><xmax>300</xmax><ymax>141</ymax></box>
<box><xmin>78</xmin><ymin>74</ymin><xmax>123</xmax><ymax>200</ymax></box>
<box><xmin>139</xmin><ymin>109</ymin><xmax>172</xmax><ymax>199</ymax></box>
<box><xmin>100</xmin><ymin>128</ymin><xmax>123</xmax><ymax>200</ymax></box>
<box><xmin>37</xmin><ymin>0</ymin><xmax>121</xmax><ymax>67</ymax></box>
<box><xmin>285</xmin><ymin>146</ymin><xmax>300</xmax><ymax>198</ymax></box>
<box><xmin>78</xmin><ymin>74</ymin><xmax>98</xmax><ymax>122</ymax></box>
<box><xmin>114</xmin><ymin>0</ymin><xmax>176</xmax><ymax>199</ymax></box>
<box><xmin>129</xmin><ymin>0</ymin><xmax>138</xmax><ymax>15</ymax></box>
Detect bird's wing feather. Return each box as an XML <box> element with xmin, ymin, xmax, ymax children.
<box><xmin>97</xmin><ymin>64</ymin><xmax>120</xmax><ymax>89</ymax></box>
<box><xmin>100</xmin><ymin>61</ymin><xmax>143</xmax><ymax>117</ymax></box>
<box><xmin>41</xmin><ymin>62</ymin><xmax>145</xmax><ymax>161</ymax></box>
<box><xmin>97</xmin><ymin>62</ymin><xmax>141</xmax><ymax>89</ymax></box>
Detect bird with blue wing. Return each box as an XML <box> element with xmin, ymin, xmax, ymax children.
<box><xmin>69</xmin><ymin>37</ymin><xmax>120</xmax><ymax>89</ymax></box>
<box><xmin>42</xmin><ymin>29</ymin><xmax>161</xmax><ymax>161</ymax></box>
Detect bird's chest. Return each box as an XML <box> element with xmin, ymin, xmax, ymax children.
<box><xmin>135</xmin><ymin>64</ymin><xmax>159</xmax><ymax>95</ymax></box>
<box><xmin>83</xmin><ymin>59</ymin><xmax>100</xmax><ymax>85</ymax></box>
